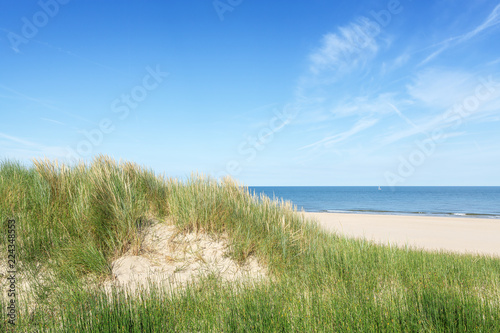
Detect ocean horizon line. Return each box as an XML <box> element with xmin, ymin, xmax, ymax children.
<box><xmin>247</xmin><ymin>186</ymin><xmax>500</xmax><ymax>219</ymax></box>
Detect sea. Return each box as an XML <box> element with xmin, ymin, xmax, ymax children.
<box><xmin>247</xmin><ymin>186</ymin><xmax>500</xmax><ymax>219</ymax></box>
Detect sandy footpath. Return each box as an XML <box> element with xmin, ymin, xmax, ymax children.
<box><xmin>305</xmin><ymin>212</ymin><xmax>500</xmax><ymax>257</ymax></box>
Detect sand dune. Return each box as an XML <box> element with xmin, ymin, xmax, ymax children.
<box><xmin>305</xmin><ymin>212</ymin><xmax>500</xmax><ymax>257</ymax></box>
<box><xmin>105</xmin><ymin>221</ymin><xmax>267</xmax><ymax>294</ymax></box>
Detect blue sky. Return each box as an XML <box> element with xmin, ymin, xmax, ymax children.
<box><xmin>1</xmin><ymin>0</ymin><xmax>500</xmax><ymax>186</ymax></box>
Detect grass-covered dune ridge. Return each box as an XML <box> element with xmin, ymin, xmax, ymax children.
<box><xmin>1</xmin><ymin>155</ymin><xmax>500</xmax><ymax>332</ymax></box>
<box><xmin>1</xmin><ymin>155</ymin><xmax>314</xmax><ymax>278</ymax></box>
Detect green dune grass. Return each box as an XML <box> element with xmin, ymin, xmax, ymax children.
<box><xmin>1</xmin><ymin>155</ymin><xmax>499</xmax><ymax>332</ymax></box>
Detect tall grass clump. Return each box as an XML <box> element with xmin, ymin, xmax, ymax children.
<box><xmin>1</xmin><ymin>156</ymin><xmax>500</xmax><ymax>332</ymax></box>
<box><xmin>0</xmin><ymin>155</ymin><xmax>169</xmax><ymax>279</ymax></box>
<box><xmin>166</xmin><ymin>174</ymin><xmax>321</xmax><ymax>273</ymax></box>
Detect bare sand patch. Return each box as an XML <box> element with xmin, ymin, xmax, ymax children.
<box><xmin>103</xmin><ymin>221</ymin><xmax>267</xmax><ymax>294</ymax></box>
<box><xmin>306</xmin><ymin>212</ymin><xmax>500</xmax><ymax>257</ymax></box>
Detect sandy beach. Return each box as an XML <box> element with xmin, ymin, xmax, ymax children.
<box><xmin>305</xmin><ymin>212</ymin><xmax>500</xmax><ymax>257</ymax></box>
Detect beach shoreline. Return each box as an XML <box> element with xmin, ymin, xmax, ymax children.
<box><xmin>304</xmin><ymin>212</ymin><xmax>500</xmax><ymax>257</ymax></box>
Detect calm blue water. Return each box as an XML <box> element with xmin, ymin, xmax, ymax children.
<box><xmin>247</xmin><ymin>187</ymin><xmax>500</xmax><ymax>219</ymax></box>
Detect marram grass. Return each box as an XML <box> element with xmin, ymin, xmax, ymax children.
<box><xmin>1</xmin><ymin>155</ymin><xmax>499</xmax><ymax>332</ymax></box>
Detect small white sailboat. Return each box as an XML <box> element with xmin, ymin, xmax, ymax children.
<box><xmin>378</xmin><ymin>186</ymin><xmax>381</xmax><ymax>191</ymax></box>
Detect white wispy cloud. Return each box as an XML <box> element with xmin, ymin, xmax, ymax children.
<box><xmin>0</xmin><ymin>85</ymin><xmax>93</xmax><ymax>124</ymax></box>
<box><xmin>0</xmin><ymin>132</ymin><xmax>47</xmax><ymax>148</ymax></box>
<box><xmin>420</xmin><ymin>3</ymin><xmax>500</xmax><ymax>65</ymax></box>
<box><xmin>406</xmin><ymin>69</ymin><xmax>473</xmax><ymax>108</ymax></box>
<box><xmin>309</xmin><ymin>17</ymin><xmax>380</xmax><ymax>75</ymax></box>
<box><xmin>379</xmin><ymin>70</ymin><xmax>500</xmax><ymax>146</ymax></box>
<box><xmin>387</xmin><ymin>102</ymin><xmax>421</xmax><ymax>131</ymax></box>
<box><xmin>0</xmin><ymin>132</ymin><xmax>67</xmax><ymax>160</ymax></box>
<box><xmin>393</xmin><ymin>53</ymin><xmax>410</xmax><ymax>68</ymax></box>
<box><xmin>463</xmin><ymin>3</ymin><xmax>500</xmax><ymax>40</ymax></box>
<box><xmin>298</xmin><ymin>117</ymin><xmax>378</xmax><ymax>151</ymax></box>
<box><xmin>381</xmin><ymin>52</ymin><xmax>411</xmax><ymax>75</ymax></box>
<box><xmin>487</xmin><ymin>57</ymin><xmax>500</xmax><ymax>66</ymax></box>
<box><xmin>294</xmin><ymin>4</ymin><xmax>500</xmax><ymax>159</ymax></box>
<box><xmin>293</xmin><ymin>16</ymin><xmax>390</xmax><ymax>153</ymax></box>
<box><xmin>329</xmin><ymin>93</ymin><xmax>401</xmax><ymax>117</ymax></box>
<box><xmin>378</xmin><ymin>115</ymin><xmax>444</xmax><ymax>147</ymax></box>
<box><xmin>41</xmin><ymin>117</ymin><xmax>65</xmax><ymax>126</ymax></box>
